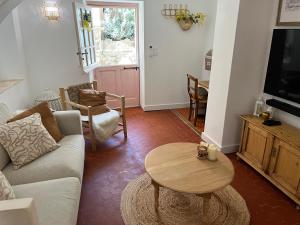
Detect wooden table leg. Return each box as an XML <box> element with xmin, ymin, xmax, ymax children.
<box><xmin>152</xmin><ymin>180</ymin><xmax>159</xmax><ymax>213</ymax></box>
<box><xmin>198</xmin><ymin>193</ymin><xmax>212</xmax><ymax>225</ymax></box>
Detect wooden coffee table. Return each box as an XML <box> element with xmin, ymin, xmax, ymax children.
<box><xmin>145</xmin><ymin>143</ymin><xmax>234</xmax><ymax>223</ymax></box>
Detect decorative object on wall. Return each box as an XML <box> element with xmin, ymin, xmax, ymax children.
<box><xmin>205</xmin><ymin>49</ymin><xmax>213</xmax><ymax>71</ymax></box>
<box><xmin>161</xmin><ymin>4</ymin><xmax>189</xmax><ymax>17</ymax></box>
<box><xmin>35</xmin><ymin>89</ymin><xmax>62</xmax><ymax>111</ymax></box>
<box><xmin>277</xmin><ymin>0</ymin><xmax>300</xmax><ymax>26</ymax></box>
<box><xmin>161</xmin><ymin>4</ymin><xmax>206</xmax><ymax>31</ymax></box>
<box><xmin>43</xmin><ymin>1</ymin><xmax>60</xmax><ymax>21</ymax></box>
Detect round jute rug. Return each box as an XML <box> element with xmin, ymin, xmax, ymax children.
<box><xmin>121</xmin><ymin>173</ymin><xmax>250</xmax><ymax>225</ymax></box>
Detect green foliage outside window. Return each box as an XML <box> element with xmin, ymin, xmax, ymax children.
<box><xmin>103</xmin><ymin>8</ymin><xmax>135</xmax><ymax>41</ymax></box>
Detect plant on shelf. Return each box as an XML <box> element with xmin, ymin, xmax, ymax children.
<box><xmin>82</xmin><ymin>11</ymin><xmax>92</xmax><ymax>31</ymax></box>
<box><xmin>175</xmin><ymin>10</ymin><xmax>206</xmax><ymax>31</ymax></box>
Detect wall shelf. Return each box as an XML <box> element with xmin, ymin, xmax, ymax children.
<box><xmin>0</xmin><ymin>79</ymin><xmax>24</xmax><ymax>94</ymax></box>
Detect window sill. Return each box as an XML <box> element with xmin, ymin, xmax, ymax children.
<box><xmin>0</xmin><ymin>79</ymin><xmax>24</xmax><ymax>94</ymax></box>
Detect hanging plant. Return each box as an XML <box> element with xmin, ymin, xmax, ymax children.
<box><xmin>175</xmin><ymin>11</ymin><xmax>206</xmax><ymax>31</ymax></box>
<box><xmin>82</xmin><ymin>11</ymin><xmax>92</xmax><ymax>31</ymax></box>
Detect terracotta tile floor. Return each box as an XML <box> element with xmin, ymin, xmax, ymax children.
<box><xmin>77</xmin><ymin>108</ymin><xmax>300</xmax><ymax>225</ymax></box>
<box><xmin>173</xmin><ymin>108</ymin><xmax>205</xmax><ymax>133</ymax></box>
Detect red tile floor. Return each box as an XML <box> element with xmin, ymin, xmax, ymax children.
<box><xmin>77</xmin><ymin>108</ymin><xmax>300</xmax><ymax>225</ymax></box>
<box><xmin>173</xmin><ymin>108</ymin><xmax>205</xmax><ymax>133</ymax></box>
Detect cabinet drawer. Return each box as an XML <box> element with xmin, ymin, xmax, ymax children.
<box><xmin>241</xmin><ymin>122</ymin><xmax>273</xmax><ymax>171</ymax></box>
<box><xmin>269</xmin><ymin>139</ymin><xmax>300</xmax><ymax>195</ymax></box>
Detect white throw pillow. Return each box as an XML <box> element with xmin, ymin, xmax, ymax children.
<box><xmin>0</xmin><ymin>170</ymin><xmax>15</xmax><ymax>200</ymax></box>
<box><xmin>0</xmin><ymin>113</ymin><xmax>60</xmax><ymax>169</ymax></box>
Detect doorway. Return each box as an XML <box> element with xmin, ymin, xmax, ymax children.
<box><xmin>73</xmin><ymin>1</ymin><xmax>143</xmax><ymax>108</ymax></box>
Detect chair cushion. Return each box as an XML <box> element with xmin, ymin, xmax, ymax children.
<box><xmin>0</xmin><ymin>171</ymin><xmax>15</xmax><ymax>200</ymax></box>
<box><xmin>2</xmin><ymin>135</ymin><xmax>85</xmax><ymax>185</ymax></box>
<box><xmin>79</xmin><ymin>89</ymin><xmax>109</xmax><ymax>116</ymax></box>
<box><xmin>81</xmin><ymin>110</ymin><xmax>120</xmax><ymax>142</ymax></box>
<box><xmin>67</xmin><ymin>82</ymin><xmax>92</xmax><ymax>104</ymax></box>
<box><xmin>13</xmin><ymin>177</ymin><xmax>81</xmax><ymax>225</ymax></box>
<box><xmin>79</xmin><ymin>89</ymin><xmax>106</xmax><ymax>106</ymax></box>
<box><xmin>0</xmin><ymin>113</ymin><xmax>60</xmax><ymax>169</ymax></box>
<box><xmin>7</xmin><ymin>102</ymin><xmax>63</xmax><ymax>142</ymax></box>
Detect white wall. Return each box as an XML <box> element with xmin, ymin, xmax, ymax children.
<box><xmin>203</xmin><ymin>0</ymin><xmax>277</xmax><ymax>152</ymax></box>
<box><xmin>143</xmin><ymin>0</ymin><xmax>217</xmax><ymax>110</ymax></box>
<box><xmin>0</xmin><ymin>0</ymin><xmax>24</xmax><ymax>23</ymax></box>
<box><xmin>17</xmin><ymin>0</ymin><xmax>88</xmax><ymax>98</ymax></box>
<box><xmin>0</xmin><ymin>8</ymin><xmax>31</xmax><ymax>110</ymax></box>
<box><xmin>0</xmin><ymin>12</ymin><xmax>26</xmax><ymax>79</ymax></box>
<box><xmin>1</xmin><ymin>0</ymin><xmax>217</xmax><ymax>111</ymax></box>
<box><xmin>12</xmin><ymin>0</ymin><xmax>217</xmax><ymax>109</ymax></box>
<box><xmin>201</xmin><ymin>0</ymin><xmax>240</xmax><ymax>150</ymax></box>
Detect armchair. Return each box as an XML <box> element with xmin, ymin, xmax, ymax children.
<box><xmin>59</xmin><ymin>81</ymin><xmax>127</xmax><ymax>151</ymax></box>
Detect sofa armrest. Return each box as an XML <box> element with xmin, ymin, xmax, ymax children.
<box><xmin>0</xmin><ymin>198</ymin><xmax>39</xmax><ymax>225</ymax></box>
<box><xmin>54</xmin><ymin>111</ymin><xmax>83</xmax><ymax>135</ymax></box>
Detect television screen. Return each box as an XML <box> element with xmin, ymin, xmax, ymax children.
<box><xmin>264</xmin><ymin>29</ymin><xmax>300</xmax><ymax>104</ymax></box>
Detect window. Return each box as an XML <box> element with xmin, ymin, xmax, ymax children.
<box><xmin>91</xmin><ymin>7</ymin><xmax>138</xmax><ymax>67</ymax></box>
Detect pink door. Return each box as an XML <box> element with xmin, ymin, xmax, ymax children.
<box><xmin>88</xmin><ymin>2</ymin><xmax>140</xmax><ymax>108</ymax></box>
<box><xmin>94</xmin><ymin>66</ymin><xmax>140</xmax><ymax>108</ymax></box>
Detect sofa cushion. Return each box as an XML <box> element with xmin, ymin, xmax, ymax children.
<box><xmin>0</xmin><ymin>144</ymin><xmax>10</xmax><ymax>170</ymax></box>
<box><xmin>2</xmin><ymin>135</ymin><xmax>85</xmax><ymax>185</ymax></box>
<box><xmin>13</xmin><ymin>177</ymin><xmax>80</xmax><ymax>225</ymax></box>
<box><xmin>0</xmin><ymin>113</ymin><xmax>60</xmax><ymax>169</ymax></box>
<box><xmin>0</xmin><ymin>171</ymin><xmax>15</xmax><ymax>200</ymax></box>
<box><xmin>0</xmin><ymin>103</ymin><xmax>12</xmax><ymax>170</ymax></box>
<box><xmin>7</xmin><ymin>102</ymin><xmax>63</xmax><ymax>142</ymax></box>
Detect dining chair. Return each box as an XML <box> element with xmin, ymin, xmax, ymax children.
<box><xmin>187</xmin><ymin>74</ymin><xmax>208</xmax><ymax>126</ymax></box>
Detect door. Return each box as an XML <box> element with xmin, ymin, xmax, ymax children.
<box><xmin>241</xmin><ymin>122</ymin><xmax>274</xmax><ymax>171</ymax></box>
<box><xmin>268</xmin><ymin>139</ymin><xmax>300</xmax><ymax>197</ymax></box>
<box><xmin>89</xmin><ymin>2</ymin><xmax>140</xmax><ymax>108</ymax></box>
<box><xmin>73</xmin><ymin>1</ymin><xmax>97</xmax><ymax>72</ymax></box>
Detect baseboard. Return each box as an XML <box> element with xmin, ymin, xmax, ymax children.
<box><xmin>142</xmin><ymin>103</ymin><xmax>189</xmax><ymax>111</ymax></box>
<box><xmin>201</xmin><ymin>132</ymin><xmax>239</xmax><ymax>154</ymax></box>
<box><xmin>221</xmin><ymin>144</ymin><xmax>239</xmax><ymax>154</ymax></box>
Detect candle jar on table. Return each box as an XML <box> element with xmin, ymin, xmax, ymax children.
<box><xmin>207</xmin><ymin>145</ymin><xmax>218</xmax><ymax>161</ymax></box>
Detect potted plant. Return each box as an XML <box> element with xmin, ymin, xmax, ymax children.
<box><xmin>175</xmin><ymin>11</ymin><xmax>206</xmax><ymax>31</ymax></box>
<box><xmin>82</xmin><ymin>11</ymin><xmax>92</xmax><ymax>31</ymax></box>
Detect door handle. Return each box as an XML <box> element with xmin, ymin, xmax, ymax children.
<box><xmin>76</xmin><ymin>52</ymin><xmax>88</xmax><ymax>55</ymax></box>
<box><xmin>124</xmin><ymin>66</ymin><xmax>139</xmax><ymax>71</ymax></box>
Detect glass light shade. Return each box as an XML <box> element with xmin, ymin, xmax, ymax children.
<box><xmin>43</xmin><ymin>1</ymin><xmax>60</xmax><ymax>21</ymax></box>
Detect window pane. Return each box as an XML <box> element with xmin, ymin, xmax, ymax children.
<box><xmin>92</xmin><ymin>7</ymin><xmax>137</xmax><ymax>66</ymax></box>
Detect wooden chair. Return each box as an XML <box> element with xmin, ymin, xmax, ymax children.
<box><xmin>59</xmin><ymin>81</ymin><xmax>127</xmax><ymax>151</ymax></box>
<box><xmin>187</xmin><ymin>74</ymin><xmax>208</xmax><ymax>126</ymax></box>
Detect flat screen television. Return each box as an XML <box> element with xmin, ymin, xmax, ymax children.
<box><xmin>264</xmin><ymin>29</ymin><xmax>300</xmax><ymax>104</ymax></box>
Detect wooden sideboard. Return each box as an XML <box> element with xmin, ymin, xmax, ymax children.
<box><xmin>237</xmin><ymin>115</ymin><xmax>300</xmax><ymax>208</ymax></box>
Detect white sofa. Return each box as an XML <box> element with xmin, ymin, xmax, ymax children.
<box><xmin>0</xmin><ymin>109</ymin><xmax>85</xmax><ymax>225</ymax></box>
